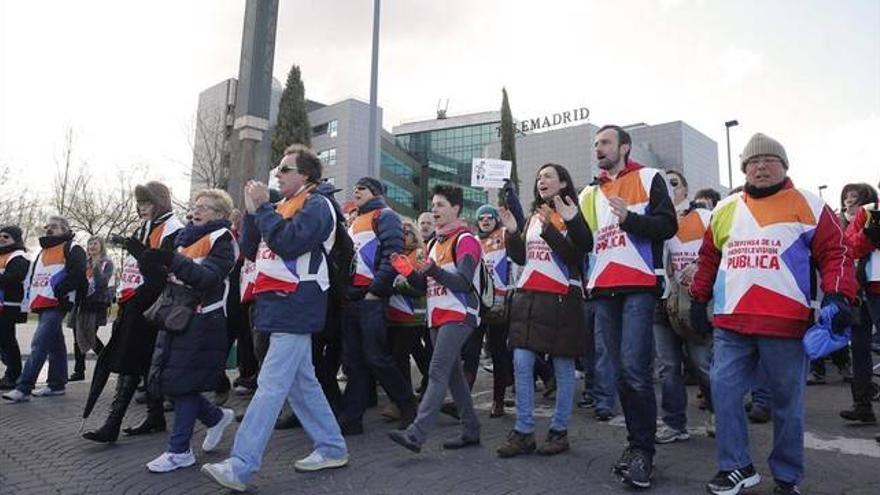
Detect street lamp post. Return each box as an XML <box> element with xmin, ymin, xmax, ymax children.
<box><xmin>818</xmin><ymin>185</ymin><xmax>827</xmax><ymax>199</ymax></box>
<box><xmin>725</xmin><ymin>120</ymin><xmax>739</xmax><ymax>189</ymax></box>
<box><xmin>367</xmin><ymin>0</ymin><xmax>381</xmax><ymax>178</ymax></box>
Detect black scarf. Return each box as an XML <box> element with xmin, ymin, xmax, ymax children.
<box><xmin>744</xmin><ymin>179</ymin><xmax>787</xmax><ymax>199</ymax></box>
<box><xmin>38</xmin><ymin>231</ymin><xmax>74</xmax><ymax>249</ymax></box>
<box><xmin>0</xmin><ymin>242</ymin><xmax>25</xmax><ymax>255</ymax></box>
<box><xmin>174</xmin><ymin>219</ymin><xmax>231</xmax><ymax>248</ymax></box>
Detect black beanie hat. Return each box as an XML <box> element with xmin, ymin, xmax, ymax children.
<box><xmin>355</xmin><ymin>177</ymin><xmax>385</xmax><ymax>197</ymax></box>
<box><xmin>0</xmin><ymin>225</ymin><xmax>24</xmax><ymax>245</ymax></box>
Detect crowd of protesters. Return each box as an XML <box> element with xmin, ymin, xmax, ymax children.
<box><xmin>1</xmin><ymin>128</ymin><xmax>878</xmax><ymax>495</ymax></box>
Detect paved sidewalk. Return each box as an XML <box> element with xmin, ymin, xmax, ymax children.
<box><xmin>1</xmin><ymin>356</ymin><xmax>879</xmax><ymax>494</ymax></box>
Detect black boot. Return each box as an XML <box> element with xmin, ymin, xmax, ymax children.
<box><xmin>83</xmin><ymin>374</ymin><xmax>138</xmax><ymax>443</ymax></box>
<box><xmin>123</xmin><ymin>395</ymin><xmax>167</xmax><ymax>436</ymax></box>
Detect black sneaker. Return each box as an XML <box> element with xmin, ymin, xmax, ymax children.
<box><xmin>611</xmin><ymin>445</ymin><xmax>635</xmax><ymax>476</ymax></box>
<box><xmin>773</xmin><ymin>480</ymin><xmax>800</xmax><ymax>495</ymax></box>
<box><xmin>619</xmin><ymin>449</ymin><xmax>652</xmax><ymax>489</ymax></box>
<box><xmin>595</xmin><ymin>409</ymin><xmax>614</xmax><ymax>422</ymax></box>
<box><xmin>69</xmin><ymin>372</ymin><xmax>85</xmax><ymax>382</ymax></box>
<box><xmin>706</xmin><ymin>464</ymin><xmax>761</xmax><ymax>495</ymax></box>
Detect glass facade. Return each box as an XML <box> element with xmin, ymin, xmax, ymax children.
<box><xmin>380</xmin><ymin>144</ymin><xmax>421</xmax><ymax>219</ymax></box>
<box><xmin>317</xmin><ymin>148</ymin><xmax>337</xmax><ymax>166</ymax></box>
<box><xmin>395</xmin><ymin>121</ymin><xmax>499</xmax><ymax>218</ymax></box>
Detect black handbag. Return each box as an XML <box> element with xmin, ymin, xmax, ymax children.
<box><xmin>143</xmin><ymin>283</ymin><xmax>200</xmax><ymax>333</ymax></box>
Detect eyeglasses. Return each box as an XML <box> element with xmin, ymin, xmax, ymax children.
<box><xmin>353</xmin><ymin>186</ymin><xmax>368</xmax><ymax>192</ymax></box>
<box><xmin>44</xmin><ymin>224</ymin><xmax>63</xmax><ymax>231</ymax></box>
<box><xmin>190</xmin><ymin>204</ymin><xmax>219</xmax><ymax>213</ymax></box>
<box><xmin>275</xmin><ymin>164</ymin><xmax>296</xmax><ymax>174</ymax></box>
<box><xmin>478</xmin><ymin>215</ymin><xmax>495</xmax><ymax>221</ymax></box>
<box><xmin>745</xmin><ymin>156</ymin><xmax>783</xmax><ymax>167</ymax></box>
<box><xmin>0</xmin><ymin>233</ymin><xmax>12</xmax><ymax>240</ymax></box>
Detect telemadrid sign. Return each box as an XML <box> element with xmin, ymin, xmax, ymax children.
<box><xmin>516</xmin><ymin>106</ymin><xmax>590</xmax><ymax>134</ymax></box>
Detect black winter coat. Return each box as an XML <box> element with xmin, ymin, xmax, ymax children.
<box><xmin>147</xmin><ymin>231</ymin><xmax>235</xmax><ymax>397</ymax></box>
<box><xmin>102</xmin><ymin>220</ymin><xmax>178</xmax><ymax>375</ymax></box>
<box><xmin>506</xmin><ymin>212</ymin><xmax>592</xmax><ymax>358</ymax></box>
<box><xmin>0</xmin><ymin>245</ymin><xmax>30</xmax><ymax>322</ymax></box>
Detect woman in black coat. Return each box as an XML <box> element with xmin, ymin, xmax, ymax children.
<box><xmin>82</xmin><ymin>181</ymin><xmax>184</xmax><ymax>443</ymax></box>
<box><xmin>143</xmin><ymin>188</ymin><xmax>237</xmax><ymax>473</ymax></box>
<box><xmin>495</xmin><ymin>163</ymin><xmax>592</xmax><ymax>458</ymax></box>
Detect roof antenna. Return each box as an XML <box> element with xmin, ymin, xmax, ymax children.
<box><xmin>436</xmin><ymin>98</ymin><xmax>449</xmax><ymax>119</ymax></box>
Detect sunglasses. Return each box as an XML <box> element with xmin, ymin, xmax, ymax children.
<box><xmin>478</xmin><ymin>215</ymin><xmax>495</xmax><ymax>221</ymax></box>
<box><xmin>353</xmin><ymin>185</ymin><xmax>368</xmax><ymax>192</ymax></box>
<box><xmin>0</xmin><ymin>233</ymin><xmax>12</xmax><ymax>239</ymax></box>
<box><xmin>275</xmin><ymin>164</ymin><xmax>297</xmax><ymax>174</ymax></box>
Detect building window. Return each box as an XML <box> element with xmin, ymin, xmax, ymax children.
<box><xmin>313</xmin><ymin>123</ymin><xmax>328</xmax><ymax>136</ymax></box>
<box><xmin>318</xmin><ymin>148</ymin><xmax>337</xmax><ymax>166</ymax></box>
<box><xmin>328</xmin><ymin>119</ymin><xmax>338</xmax><ymax>138</ymax></box>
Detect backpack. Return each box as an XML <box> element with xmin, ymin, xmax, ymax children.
<box><xmin>313</xmin><ymin>191</ymin><xmax>355</xmax><ymax>303</ymax></box>
<box><xmin>428</xmin><ymin>232</ymin><xmax>495</xmax><ymax>317</ymax></box>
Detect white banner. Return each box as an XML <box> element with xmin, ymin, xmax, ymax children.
<box><xmin>471</xmin><ymin>158</ymin><xmax>512</xmax><ymax>189</ymax></box>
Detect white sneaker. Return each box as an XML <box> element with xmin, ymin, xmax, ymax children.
<box><xmin>202</xmin><ymin>408</ymin><xmax>235</xmax><ymax>452</ymax></box>
<box><xmin>146</xmin><ymin>450</ymin><xmax>196</xmax><ymax>473</ymax></box>
<box><xmin>32</xmin><ymin>387</ymin><xmax>65</xmax><ymax>397</ymax></box>
<box><xmin>1</xmin><ymin>389</ymin><xmax>29</xmax><ymax>402</ymax></box>
<box><xmin>201</xmin><ymin>460</ymin><xmax>247</xmax><ymax>492</ymax></box>
<box><xmin>293</xmin><ymin>450</ymin><xmax>349</xmax><ymax>472</ymax></box>
<box><xmin>655</xmin><ymin>423</ymin><xmax>690</xmax><ymax>444</ymax></box>
<box><xmin>232</xmin><ymin>385</ymin><xmax>254</xmax><ymax>396</ymax></box>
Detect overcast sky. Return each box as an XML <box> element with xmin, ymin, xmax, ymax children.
<box><xmin>1</xmin><ymin>0</ymin><xmax>878</xmax><ymax>206</ymax></box>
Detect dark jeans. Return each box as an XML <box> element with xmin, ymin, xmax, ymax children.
<box><xmin>0</xmin><ymin>313</ymin><xmax>22</xmax><ymax>381</ymax></box>
<box><xmin>851</xmin><ymin>294</ymin><xmax>879</xmax><ymax>404</ymax></box>
<box><xmin>461</xmin><ymin>324</ymin><xmax>486</xmax><ymax>388</ymax></box>
<box><xmin>167</xmin><ymin>393</ymin><xmax>222</xmax><ymax>453</ymax></box>
<box><xmin>340</xmin><ymin>299</ymin><xmax>414</xmax><ymax>425</ymax></box>
<box><xmin>73</xmin><ymin>334</ymin><xmax>104</xmax><ymax>375</ymax></box>
<box><xmin>594</xmin><ymin>292</ymin><xmax>657</xmax><ymax>455</ymax></box>
<box><xmin>486</xmin><ymin>321</ymin><xmax>513</xmax><ymax>392</ymax></box>
<box><xmin>388</xmin><ymin>325</ymin><xmax>423</xmax><ymax>389</ymax></box>
<box><xmin>313</xmin><ymin>331</ymin><xmax>343</xmax><ymax>413</ymax></box>
<box><xmin>233</xmin><ymin>302</ymin><xmax>258</xmax><ymax>381</ymax></box>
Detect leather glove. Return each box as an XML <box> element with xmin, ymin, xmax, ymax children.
<box><xmin>124</xmin><ymin>237</ymin><xmax>147</xmax><ymax>259</ymax></box>
<box><xmin>821</xmin><ymin>293</ymin><xmax>853</xmax><ymax>335</ymax></box>
<box><xmin>689</xmin><ymin>300</ymin><xmax>713</xmax><ymax>337</ymax></box>
<box><xmin>140</xmin><ymin>248</ymin><xmax>175</xmax><ymax>268</ymax></box>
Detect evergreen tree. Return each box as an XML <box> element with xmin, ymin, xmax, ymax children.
<box><xmin>500</xmin><ymin>87</ymin><xmax>519</xmax><ymax>194</ymax></box>
<box><xmin>271</xmin><ymin>64</ymin><xmax>311</xmax><ymax>165</ymax></box>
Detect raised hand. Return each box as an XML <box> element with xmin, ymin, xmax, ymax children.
<box><xmin>499</xmin><ymin>207</ymin><xmax>518</xmax><ymax>234</ymax></box>
<box><xmin>552</xmin><ymin>195</ymin><xmax>579</xmax><ymax>221</ymax></box>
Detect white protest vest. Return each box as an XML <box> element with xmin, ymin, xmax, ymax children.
<box><xmin>26</xmin><ymin>243</ymin><xmax>75</xmax><ymax>311</ymax></box>
<box><xmin>426</xmin><ymin>232</ymin><xmax>480</xmax><ymax>328</ymax></box>
<box><xmin>253</xmin><ymin>191</ymin><xmax>335</xmax><ymax>295</ymax></box>
<box><xmin>515</xmin><ymin>213</ymin><xmax>579</xmax><ymax>295</ymax></box>
<box><xmin>116</xmin><ymin>216</ymin><xmax>184</xmax><ymax>304</ymax></box>
<box><xmin>171</xmin><ymin>228</ymin><xmax>236</xmax><ymax>314</ymax></box>
<box><xmin>239</xmin><ymin>259</ymin><xmax>257</xmax><ymax>303</ymax></box>
<box><xmin>666</xmin><ymin>208</ymin><xmax>711</xmax><ymax>283</ymax></box>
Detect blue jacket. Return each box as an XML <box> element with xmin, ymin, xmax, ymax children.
<box><xmin>240</xmin><ymin>182</ymin><xmax>336</xmax><ymax>334</ymax></box>
<box><xmin>350</xmin><ymin>197</ymin><xmax>404</xmax><ymax>299</ymax></box>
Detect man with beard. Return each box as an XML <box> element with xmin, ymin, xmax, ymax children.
<box><xmin>3</xmin><ymin>216</ymin><xmax>86</xmax><ymax>402</ymax></box>
<box><xmin>691</xmin><ymin>133</ymin><xmax>857</xmax><ymax>495</ymax></box>
<box><xmin>575</xmin><ymin>125</ymin><xmax>677</xmax><ymax>488</ymax></box>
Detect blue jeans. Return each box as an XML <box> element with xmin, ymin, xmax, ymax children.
<box><xmin>513</xmin><ymin>349</ymin><xmax>576</xmax><ymax>433</ymax></box>
<box><xmin>16</xmin><ymin>309</ymin><xmax>67</xmax><ymax>394</ymax></box>
<box><xmin>591</xmin><ymin>314</ymin><xmax>619</xmax><ymax>414</ymax></box>
<box><xmin>230</xmin><ymin>333</ymin><xmax>347</xmax><ymax>483</ymax></box>
<box><xmin>654</xmin><ymin>309</ymin><xmax>713</xmax><ymax>430</ymax></box>
<box><xmin>594</xmin><ymin>292</ymin><xmax>657</xmax><ymax>454</ymax></box>
<box><xmin>168</xmin><ymin>393</ymin><xmax>222</xmax><ymax>453</ymax></box>
<box><xmin>751</xmin><ymin>365</ymin><xmax>771</xmax><ymax>410</ymax></box>
<box><xmin>712</xmin><ymin>329</ymin><xmax>807</xmax><ymax>485</ymax></box>
<box><xmin>340</xmin><ymin>299</ymin><xmax>414</xmax><ymax>425</ymax></box>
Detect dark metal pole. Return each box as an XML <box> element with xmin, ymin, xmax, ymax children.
<box><xmin>726</xmin><ymin>125</ymin><xmax>733</xmax><ymax>189</ymax></box>
<box><xmin>367</xmin><ymin>0</ymin><xmax>381</xmax><ymax>177</ymax></box>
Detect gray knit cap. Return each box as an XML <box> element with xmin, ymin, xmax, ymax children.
<box><xmin>740</xmin><ymin>133</ymin><xmax>788</xmax><ymax>172</ymax></box>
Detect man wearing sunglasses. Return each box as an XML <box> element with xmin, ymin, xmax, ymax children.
<box><xmin>0</xmin><ymin>225</ymin><xmax>30</xmax><ymax>390</ymax></box>
<box><xmin>337</xmin><ymin>177</ymin><xmax>416</xmax><ymax>435</ymax></box>
<box><xmin>3</xmin><ymin>216</ymin><xmax>86</xmax><ymax>403</ymax></box>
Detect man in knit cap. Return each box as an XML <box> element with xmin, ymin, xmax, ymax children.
<box><xmin>0</xmin><ymin>225</ymin><xmax>30</xmax><ymax>390</ymax></box>
<box><xmin>690</xmin><ymin>133</ymin><xmax>857</xmax><ymax>495</ymax></box>
<box><xmin>337</xmin><ymin>176</ymin><xmax>417</xmax><ymax>435</ymax></box>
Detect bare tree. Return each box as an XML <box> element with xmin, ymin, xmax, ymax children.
<box><xmin>186</xmin><ymin>106</ymin><xmax>233</xmax><ymax>193</ymax></box>
<box><xmin>0</xmin><ymin>164</ymin><xmax>44</xmax><ymax>242</ymax></box>
<box><xmin>49</xmin><ymin>131</ymin><xmax>142</xmax><ymax>238</ymax></box>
